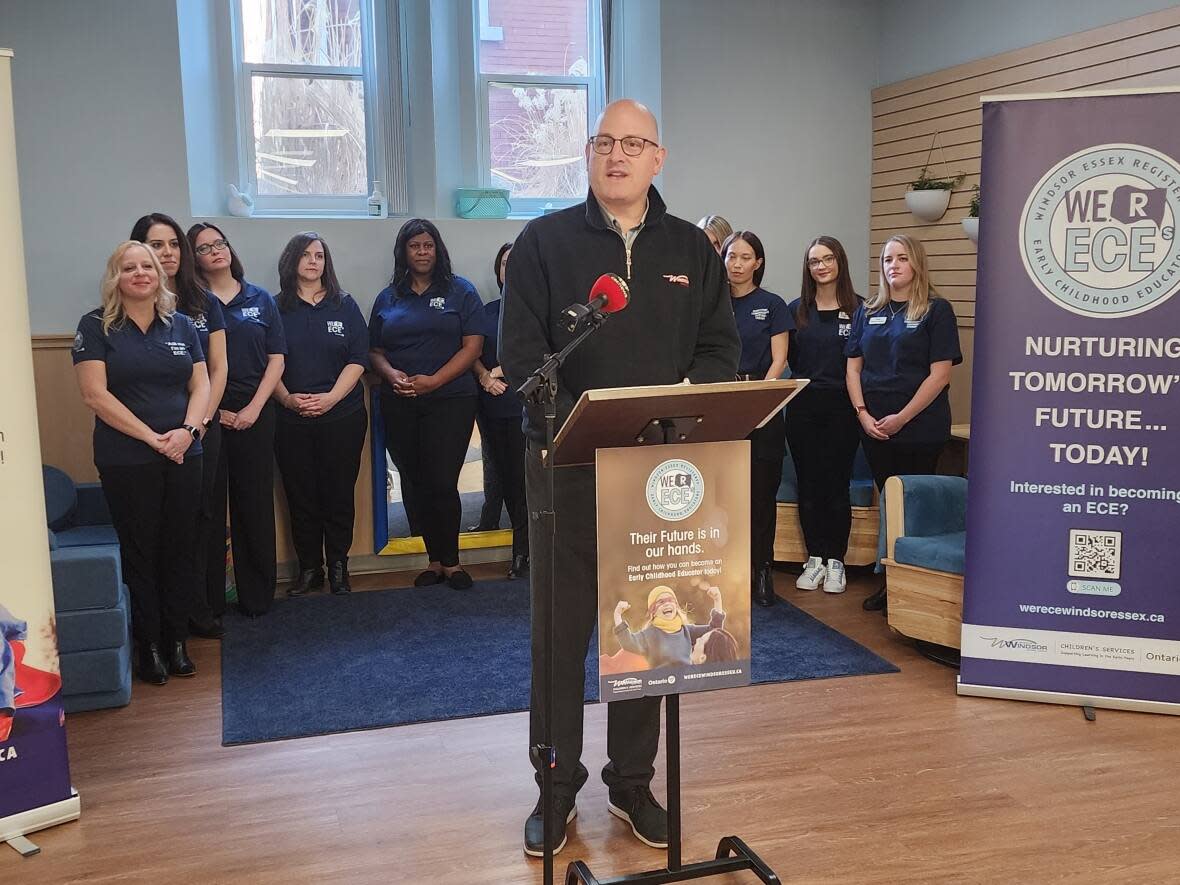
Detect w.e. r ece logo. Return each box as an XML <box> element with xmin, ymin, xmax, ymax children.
<box><xmin>645</xmin><ymin>459</ymin><xmax>704</xmax><ymax>522</ymax></box>
<box><xmin>1019</xmin><ymin>143</ymin><xmax>1180</xmax><ymax>318</ymax></box>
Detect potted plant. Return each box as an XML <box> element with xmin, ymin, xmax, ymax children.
<box><xmin>962</xmin><ymin>184</ymin><xmax>980</xmax><ymax>243</ymax></box>
<box><xmin>904</xmin><ymin>132</ymin><xmax>964</xmax><ymax>223</ymax></box>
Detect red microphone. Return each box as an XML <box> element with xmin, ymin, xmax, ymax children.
<box><xmin>562</xmin><ymin>273</ymin><xmax>630</xmax><ymax>331</ymax></box>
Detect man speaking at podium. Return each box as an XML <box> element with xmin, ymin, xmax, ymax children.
<box><xmin>500</xmin><ymin>99</ymin><xmax>740</xmax><ymax>858</ymax></box>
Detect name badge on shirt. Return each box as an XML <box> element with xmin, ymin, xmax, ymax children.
<box><xmin>905</xmin><ymin>320</ymin><xmax>922</xmax><ymax>329</ymax></box>
<box><xmin>838</xmin><ymin>311</ymin><xmax>850</xmax><ymax>319</ymax></box>
<box><xmin>869</xmin><ymin>315</ymin><xmax>888</xmax><ymax>325</ymax></box>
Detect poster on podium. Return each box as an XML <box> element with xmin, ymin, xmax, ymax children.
<box><xmin>597</xmin><ymin>441</ymin><xmax>751</xmax><ymax>700</ymax></box>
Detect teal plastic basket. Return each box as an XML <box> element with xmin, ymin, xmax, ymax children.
<box><xmin>455</xmin><ymin>187</ymin><xmax>511</xmax><ymax>219</ymax></box>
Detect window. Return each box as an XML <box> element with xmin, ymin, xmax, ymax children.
<box><xmin>475</xmin><ymin>0</ymin><xmax>606</xmax><ymax>215</ymax></box>
<box><xmin>229</xmin><ymin>0</ymin><xmax>405</xmax><ymax>216</ymax></box>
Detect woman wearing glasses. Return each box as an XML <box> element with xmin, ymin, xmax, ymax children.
<box><xmin>724</xmin><ymin>230</ymin><xmax>789</xmax><ymax>607</ymax></box>
<box><xmin>369</xmin><ymin>219</ymin><xmax>486</xmax><ymax>591</ymax></box>
<box><xmin>188</xmin><ymin>222</ymin><xmax>287</xmax><ymax>617</ymax></box>
<box><xmin>845</xmin><ymin>234</ymin><xmax>962</xmax><ymax>612</ymax></box>
<box><xmin>784</xmin><ymin>236</ymin><xmax>863</xmax><ymax>594</ymax></box>
<box><xmin>130</xmin><ymin>213</ymin><xmax>227</xmax><ymax>639</ymax></box>
<box><xmin>272</xmin><ymin>233</ymin><xmax>370</xmax><ymax>597</ymax></box>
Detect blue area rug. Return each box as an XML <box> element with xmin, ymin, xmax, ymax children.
<box><xmin>220</xmin><ymin>581</ymin><xmax>898</xmax><ymax>745</ymax></box>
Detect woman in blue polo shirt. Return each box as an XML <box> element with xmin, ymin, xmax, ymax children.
<box><xmin>784</xmin><ymin>236</ymin><xmax>863</xmax><ymax>595</ymax></box>
<box><xmin>724</xmin><ymin>230</ymin><xmax>789</xmax><ymax>607</ymax></box>
<box><xmin>73</xmin><ymin>241</ymin><xmax>210</xmax><ymax>684</ymax></box>
<box><xmin>188</xmin><ymin>222</ymin><xmax>287</xmax><ymax>617</ymax></box>
<box><xmin>845</xmin><ymin>233</ymin><xmax>962</xmax><ymax>612</ymax></box>
<box><xmin>130</xmin><ymin>212</ymin><xmax>227</xmax><ymax>639</ymax></box>
<box><xmin>273</xmin><ymin>233</ymin><xmax>369</xmax><ymax>597</ymax></box>
<box><xmin>472</xmin><ymin>241</ymin><xmax>529</xmax><ymax>579</ymax></box>
<box><xmin>369</xmin><ymin>219</ymin><xmax>486</xmax><ymax>590</ymax></box>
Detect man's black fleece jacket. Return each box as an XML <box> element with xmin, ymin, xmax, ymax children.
<box><xmin>499</xmin><ymin>186</ymin><xmax>741</xmax><ymax>442</ymax></box>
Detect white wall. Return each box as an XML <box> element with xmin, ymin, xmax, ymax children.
<box><xmin>660</xmin><ymin>0</ymin><xmax>878</xmax><ymax>299</ymax></box>
<box><xmin>876</xmin><ymin>0</ymin><xmax>1180</xmax><ymax>84</ymax></box>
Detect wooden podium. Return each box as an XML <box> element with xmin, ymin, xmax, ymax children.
<box><xmin>547</xmin><ymin>379</ymin><xmax>806</xmax><ymax>885</ymax></box>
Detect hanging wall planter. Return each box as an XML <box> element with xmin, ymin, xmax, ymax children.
<box><xmin>961</xmin><ymin>184</ymin><xmax>980</xmax><ymax>243</ymax></box>
<box><xmin>905</xmin><ymin>131</ymin><xmax>964</xmax><ymax>224</ymax></box>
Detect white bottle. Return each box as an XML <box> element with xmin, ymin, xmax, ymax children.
<box><xmin>368</xmin><ymin>180</ymin><xmax>385</xmax><ymax>217</ymax></box>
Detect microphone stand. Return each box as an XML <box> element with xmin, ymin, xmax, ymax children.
<box><xmin>520</xmin><ymin>308</ymin><xmax>610</xmax><ymax>885</ymax></box>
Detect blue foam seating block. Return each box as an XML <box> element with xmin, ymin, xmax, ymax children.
<box><xmin>55</xmin><ymin>524</ymin><xmax>120</xmax><ymax>548</ymax></box>
<box><xmin>894</xmin><ymin>531</ymin><xmax>967</xmax><ymax>575</ymax></box>
<box><xmin>60</xmin><ymin>642</ymin><xmax>131</xmax><ymax>697</ymax></box>
<box><xmin>50</xmin><ymin>544</ymin><xmax>123</xmax><ymax>611</ymax></box>
<box><xmin>63</xmin><ymin>682</ymin><xmax>131</xmax><ymax>714</ymax></box>
<box><xmin>57</xmin><ymin>584</ymin><xmax>129</xmax><ymax>654</ymax></box>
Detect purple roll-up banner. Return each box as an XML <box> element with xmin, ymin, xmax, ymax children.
<box><xmin>960</xmin><ymin>90</ymin><xmax>1180</xmax><ymax>715</ymax></box>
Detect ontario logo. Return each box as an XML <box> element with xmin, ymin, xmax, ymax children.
<box><xmin>645</xmin><ymin>459</ymin><xmax>704</xmax><ymax>522</ymax></box>
<box><xmin>1019</xmin><ymin>143</ymin><xmax>1180</xmax><ymax>318</ymax></box>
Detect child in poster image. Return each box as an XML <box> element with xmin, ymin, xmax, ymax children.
<box><xmin>1</xmin><ymin>603</ymin><xmax>27</xmax><ymax>742</ymax></box>
<box><xmin>613</xmin><ymin>586</ymin><xmax>725</xmax><ymax>669</ymax></box>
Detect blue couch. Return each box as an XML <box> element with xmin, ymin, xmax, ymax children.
<box><xmin>43</xmin><ymin>466</ymin><xmax>132</xmax><ymax>712</ymax></box>
<box><xmin>882</xmin><ymin>474</ymin><xmax>968</xmax><ymax>648</ymax></box>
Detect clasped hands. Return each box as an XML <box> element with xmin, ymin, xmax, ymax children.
<box><xmin>150</xmin><ymin>428</ymin><xmax>193</xmax><ymax>464</ymax></box>
<box><xmin>388</xmin><ymin>368</ymin><xmax>439</xmax><ymax>397</ymax></box>
<box><xmin>858</xmin><ymin>410</ymin><xmax>908</xmax><ymax>440</ymax></box>
<box><xmin>479</xmin><ymin>365</ymin><xmax>507</xmax><ymax>396</ymax></box>
<box><xmin>282</xmin><ymin>392</ymin><xmax>338</xmax><ymax>418</ymax></box>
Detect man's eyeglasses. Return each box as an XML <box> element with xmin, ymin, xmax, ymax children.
<box><xmin>194</xmin><ymin>238</ymin><xmax>229</xmax><ymax>256</ymax></box>
<box><xmin>807</xmin><ymin>255</ymin><xmax>837</xmax><ymax>269</ymax></box>
<box><xmin>587</xmin><ymin>135</ymin><xmax>659</xmax><ymax>157</ymax></box>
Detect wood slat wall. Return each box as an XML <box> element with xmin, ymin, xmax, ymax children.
<box><xmin>870</xmin><ymin>6</ymin><xmax>1180</xmax><ymax>421</ymax></box>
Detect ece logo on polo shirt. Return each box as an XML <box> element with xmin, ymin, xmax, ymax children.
<box><xmin>1019</xmin><ymin>143</ymin><xmax>1180</xmax><ymax>318</ymax></box>
<box><xmin>326</xmin><ymin>320</ymin><xmax>344</xmax><ymax>337</ymax></box>
<box><xmin>241</xmin><ymin>306</ymin><xmax>262</xmax><ymax>321</ymax></box>
<box><xmin>429</xmin><ymin>297</ymin><xmax>446</xmax><ymax>310</ymax></box>
<box><xmin>166</xmin><ymin>341</ymin><xmax>190</xmax><ymax>357</ymax></box>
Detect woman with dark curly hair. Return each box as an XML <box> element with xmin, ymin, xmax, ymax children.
<box><xmin>369</xmin><ymin>219</ymin><xmax>486</xmax><ymax>590</ymax></box>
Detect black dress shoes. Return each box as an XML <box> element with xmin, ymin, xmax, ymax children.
<box><xmin>863</xmin><ymin>585</ymin><xmax>888</xmax><ymax>612</ymax></box>
<box><xmin>508</xmin><ymin>554</ymin><xmax>530</xmax><ymax>579</ymax></box>
<box><xmin>189</xmin><ymin>616</ymin><xmax>224</xmax><ymax>639</ymax></box>
<box><xmin>288</xmin><ymin>568</ymin><xmax>325</xmax><ymax>598</ymax></box>
<box><xmin>138</xmin><ymin>643</ymin><xmax>168</xmax><ymax>685</ymax></box>
<box><xmin>753</xmin><ymin>564</ymin><xmax>776</xmax><ymax>607</ymax></box>
<box><xmin>414</xmin><ymin>568</ymin><xmax>445</xmax><ymax>587</ymax></box>
<box><xmin>447</xmin><ymin>569</ymin><xmax>474</xmax><ymax>590</ymax></box>
<box><xmin>328</xmin><ymin>561</ymin><xmax>351</xmax><ymax>595</ymax></box>
<box><xmin>167</xmin><ymin>640</ymin><xmax>196</xmax><ymax>677</ymax></box>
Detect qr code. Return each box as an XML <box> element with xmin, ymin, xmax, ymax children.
<box><xmin>1068</xmin><ymin>529</ymin><xmax>1122</xmax><ymax>579</ymax></box>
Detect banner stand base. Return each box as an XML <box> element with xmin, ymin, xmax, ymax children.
<box><xmin>957</xmin><ymin>681</ymin><xmax>1180</xmax><ymax>716</ymax></box>
<box><xmin>0</xmin><ymin>789</ymin><xmax>81</xmax><ymax>852</ymax></box>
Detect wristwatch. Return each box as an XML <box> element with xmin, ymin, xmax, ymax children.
<box><xmin>183</xmin><ymin>424</ymin><xmax>202</xmax><ymax>440</ymax></box>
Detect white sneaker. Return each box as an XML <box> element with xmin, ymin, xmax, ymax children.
<box><xmin>796</xmin><ymin>556</ymin><xmax>827</xmax><ymax>590</ymax></box>
<box><xmin>823</xmin><ymin>559</ymin><xmax>847</xmax><ymax>593</ymax></box>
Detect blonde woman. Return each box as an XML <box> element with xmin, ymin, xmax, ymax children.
<box><xmin>73</xmin><ymin>241</ymin><xmax>210</xmax><ymax>684</ymax></box>
<box><xmin>844</xmin><ymin>234</ymin><xmax>962</xmax><ymax>611</ymax></box>
<box><xmin>696</xmin><ymin>214</ymin><xmax>733</xmax><ymax>255</ymax></box>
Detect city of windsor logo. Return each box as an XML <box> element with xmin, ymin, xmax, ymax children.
<box><xmin>645</xmin><ymin>459</ymin><xmax>704</xmax><ymax>522</ymax></box>
<box><xmin>1019</xmin><ymin>143</ymin><xmax>1180</xmax><ymax>318</ymax></box>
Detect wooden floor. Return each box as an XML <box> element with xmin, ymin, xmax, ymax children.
<box><xmin>6</xmin><ymin>564</ymin><xmax>1179</xmax><ymax>884</ymax></box>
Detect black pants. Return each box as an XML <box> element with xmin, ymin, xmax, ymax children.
<box><xmin>381</xmin><ymin>393</ymin><xmax>477</xmax><ymax>566</ymax></box>
<box><xmin>216</xmin><ymin>400</ymin><xmax>278</xmax><ymax>615</ymax></box>
<box><xmin>749</xmin><ymin>411</ymin><xmax>786</xmax><ymax>567</ymax></box>
<box><xmin>194</xmin><ymin>418</ymin><xmax>226</xmax><ymax>619</ymax></box>
<box><xmin>274</xmin><ymin>407</ymin><xmax>368</xmax><ymax>571</ymax></box>
<box><xmin>785</xmin><ymin>388</ymin><xmax>861</xmax><ymax>561</ymax></box>
<box><xmin>479</xmin><ymin>413</ymin><xmax>529</xmax><ymax>558</ymax></box>
<box><xmin>526</xmin><ymin>442</ymin><xmax>661</xmax><ymax>799</ymax></box>
<box><xmin>476</xmin><ymin>412</ymin><xmax>505</xmax><ymax>529</ymax></box>
<box><xmin>860</xmin><ymin>436</ymin><xmax>945</xmax><ymax>492</ymax></box>
<box><xmin>100</xmin><ymin>456</ymin><xmax>202</xmax><ymax>645</ymax></box>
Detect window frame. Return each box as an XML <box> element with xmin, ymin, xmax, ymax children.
<box><xmin>473</xmin><ymin>0</ymin><xmax>606</xmax><ymax>217</ymax></box>
<box><xmin>226</xmin><ymin>0</ymin><xmax>407</xmax><ymax>217</ymax></box>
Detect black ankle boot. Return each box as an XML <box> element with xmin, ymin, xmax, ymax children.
<box><xmin>328</xmin><ymin>561</ymin><xmax>351</xmax><ymax>595</ymax></box>
<box><xmin>753</xmin><ymin>564</ymin><xmax>776</xmax><ymax>607</ymax></box>
<box><xmin>288</xmin><ymin>568</ymin><xmax>324</xmax><ymax>598</ymax></box>
<box><xmin>138</xmin><ymin>643</ymin><xmax>169</xmax><ymax>685</ymax></box>
<box><xmin>167</xmin><ymin>640</ymin><xmax>196</xmax><ymax>677</ymax></box>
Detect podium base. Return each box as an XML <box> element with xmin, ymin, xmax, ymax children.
<box><xmin>565</xmin><ymin>835</ymin><xmax>780</xmax><ymax>884</ymax></box>
<box><xmin>1</xmin><ymin>789</ymin><xmax>81</xmax><ymax>850</ymax></box>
